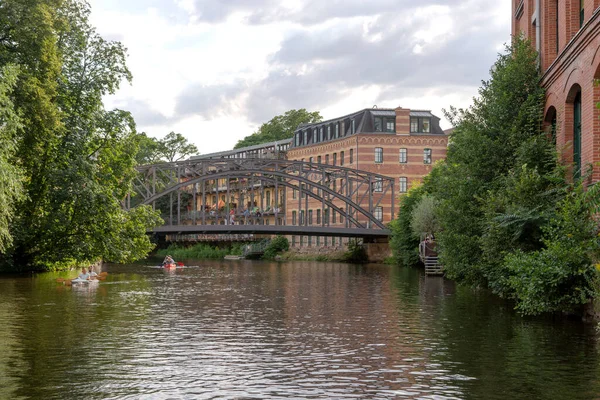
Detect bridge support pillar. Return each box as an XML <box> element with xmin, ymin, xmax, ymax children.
<box><xmin>363</xmin><ymin>241</ymin><xmax>391</xmax><ymax>263</ymax></box>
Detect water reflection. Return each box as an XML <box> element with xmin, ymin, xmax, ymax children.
<box><xmin>0</xmin><ymin>261</ymin><xmax>598</xmax><ymax>399</ymax></box>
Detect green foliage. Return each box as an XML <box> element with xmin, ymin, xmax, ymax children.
<box><xmin>390</xmin><ymin>36</ymin><xmax>600</xmax><ymax>315</ymax></box>
<box><xmin>410</xmin><ymin>195</ymin><xmax>440</xmax><ymax>238</ymax></box>
<box><xmin>234</xmin><ymin>109</ymin><xmax>322</xmax><ymax>149</ymax></box>
<box><xmin>504</xmin><ymin>184</ymin><xmax>600</xmax><ymax>314</ymax></box>
<box><xmin>158</xmin><ymin>131</ymin><xmax>198</xmax><ymax>162</ymax></box>
<box><xmin>389</xmin><ymin>186</ymin><xmax>424</xmax><ymax>267</ymax></box>
<box><xmin>133</xmin><ymin>131</ymin><xmax>198</xmax><ymax>165</ymax></box>
<box><xmin>341</xmin><ymin>239</ymin><xmax>368</xmax><ymax>264</ymax></box>
<box><xmin>0</xmin><ymin>0</ymin><xmax>162</xmax><ymax>271</ymax></box>
<box><xmin>262</xmin><ymin>235</ymin><xmax>289</xmax><ymax>260</ymax></box>
<box><xmin>156</xmin><ymin>243</ymin><xmax>230</xmax><ymax>260</ymax></box>
<box><xmin>0</xmin><ymin>65</ymin><xmax>24</xmax><ymax>252</ymax></box>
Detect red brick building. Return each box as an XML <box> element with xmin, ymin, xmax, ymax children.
<box><xmin>513</xmin><ymin>0</ymin><xmax>600</xmax><ymax>180</ymax></box>
<box><xmin>286</xmin><ymin>107</ymin><xmax>449</xmax><ymax>248</ymax></box>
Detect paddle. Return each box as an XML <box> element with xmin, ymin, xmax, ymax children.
<box><xmin>177</xmin><ymin>262</ymin><xmax>184</xmax><ymax>267</ymax></box>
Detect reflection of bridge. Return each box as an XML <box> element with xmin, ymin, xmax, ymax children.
<box><xmin>128</xmin><ymin>158</ymin><xmax>394</xmax><ymax>238</ymax></box>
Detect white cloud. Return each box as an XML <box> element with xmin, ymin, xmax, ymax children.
<box><xmin>89</xmin><ymin>0</ymin><xmax>511</xmax><ymax>155</ymax></box>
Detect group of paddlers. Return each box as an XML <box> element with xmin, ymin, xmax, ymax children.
<box><xmin>56</xmin><ymin>266</ymin><xmax>108</xmax><ymax>285</ymax></box>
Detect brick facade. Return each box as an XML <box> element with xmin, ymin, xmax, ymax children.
<box><xmin>286</xmin><ymin>107</ymin><xmax>449</xmax><ymax>248</ymax></box>
<box><xmin>513</xmin><ymin>1</ymin><xmax>600</xmax><ymax>181</ymax></box>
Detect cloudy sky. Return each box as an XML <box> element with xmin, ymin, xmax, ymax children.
<box><xmin>88</xmin><ymin>0</ymin><xmax>511</xmax><ymax>155</ymax></box>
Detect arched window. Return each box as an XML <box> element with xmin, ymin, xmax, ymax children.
<box><xmin>574</xmin><ymin>92</ymin><xmax>582</xmax><ymax>178</ymax></box>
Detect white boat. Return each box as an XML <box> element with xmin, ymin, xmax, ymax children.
<box><xmin>71</xmin><ymin>278</ymin><xmax>99</xmax><ymax>285</ymax></box>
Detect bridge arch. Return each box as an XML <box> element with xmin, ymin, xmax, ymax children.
<box><xmin>130</xmin><ymin>158</ymin><xmax>394</xmax><ymax>234</ymax></box>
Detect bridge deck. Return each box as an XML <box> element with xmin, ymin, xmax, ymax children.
<box><xmin>151</xmin><ymin>225</ymin><xmax>391</xmax><ymax>238</ymax></box>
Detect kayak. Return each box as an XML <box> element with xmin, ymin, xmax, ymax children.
<box><xmin>162</xmin><ymin>263</ymin><xmax>178</xmax><ymax>268</ymax></box>
<box><xmin>71</xmin><ymin>278</ymin><xmax>99</xmax><ymax>284</ymax></box>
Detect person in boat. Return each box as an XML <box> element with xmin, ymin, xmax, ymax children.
<box><xmin>78</xmin><ymin>267</ymin><xmax>90</xmax><ymax>280</ymax></box>
<box><xmin>88</xmin><ymin>266</ymin><xmax>98</xmax><ymax>279</ymax></box>
<box><xmin>163</xmin><ymin>255</ymin><xmax>175</xmax><ymax>266</ymax></box>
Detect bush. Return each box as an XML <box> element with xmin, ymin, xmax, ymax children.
<box><xmin>389</xmin><ymin>186</ymin><xmax>424</xmax><ymax>267</ymax></box>
<box><xmin>341</xmin><ymin>239</ymin><xmax>368</xmax><ymax>264</ymax></box>
<box><xmin>262</xmin><ymin>235</ymin><xmax>289</xmax><ymax>260</ymax></box>
<box><xmin>156</xmin><ymin>243</ymin><xmax>229</xmax><ymax>260</ymax></box>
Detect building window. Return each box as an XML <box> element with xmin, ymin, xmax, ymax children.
<box><xmin>399</xmin><ymin>177</ymin><xmax>407</xmax><ymax>193</ymax></box>
<box><xmin>373</xmin><ymin>177</ymin><xmax>383</xmax><ymax>192</ymax></box>
<box><xmin>375</xmin><ymin>147</ymin><xmax>383</xmax><ymax>163</ymax></box>
<box><xmin>327</xmin><ymin>126</ymin><xmax>331</xmax><ymax>140</ymax></box>
<box><xmin>333</xmin><ymin>153</ymin><xmax>337</xmax><ymax>166</ymax></box>
<box><xmin>350</xmin><ymin>149</ymin><xmax>354</xmax><ymax>164</ymax></box>
<box><xmin>325</xmin><ymin>154</ymin><xmax>329</xmax><ymax>164</ymax></box>
<box><xmin>324</xmin><ymin>208</ymin><xmax>330</xmax><ymax>224</ymax></box>
<box><xmin>374</xmin><ymin>206</ymin><xmax>383</xmax><ymax>222</ymax></box>
<box><xmin>352</xmin><ymin>119</ymin><xmax>356</xmax><ymax>134</ymax></box>
<box><xmin>300</xmin><ymin>210</ymin><xmax>305</xmax><ymax>225</ymax></box>
<box><xmin>574</xmin><ymin>92</ymin><xmax>582</xmax><ymax>178</ymax></box>
<box><xmin>424</xmin><ymin>148</ymin><xmax>432</xmax><ymax>164</ymax></box>
<box><xmin>317</xmin><ymin>209</ymin><xmax>321</xmax><ymax>225</ymax></box>
<box><xmin>301</xmin><ymin>183</ymin><xmax>306</xmax><ymax>198</ymax></box>
<box><xmin>292</xmin><ymin>189</ymin><xmax>297</xmax><ymax>200</ymax></box>
<box><xmin>318</xmin><ymin>155</ymin><xmax>322</xmax><ymax>164</ymax></box>
<box><xmin>266</xmin><ymin>191</ymin><xmax>271</xmax><ymax>207</ymax></box>
<box><xmin>335</xmin><ymin>123</ymin><xmax>339</xmax><ymax>138</ymax></box>
<box><xmin>308</xmin><ymin>209</ymin><xmax>313</xmax><ymax>225</ymax></box>
<box><xmin>303</xmin><ymin>130</ymin><xmax>308</xmax><ymax>145</ymax></box>
<box><xmin>580</xmin><ymin>0</ymin><xmax>584</xmax><ymax>28</ymax></box>
<box><xmin>292</xmin><ymin>235</ymin><xmax>296</xmax><ymax>246</ymax></box>
<box><xmin>399</xmin><ymin>148</ymin><xmax>407</xmax><ymax>163</ymax></box>
<box><xmin>332</xmin><ymin>209</ymin><xmax>336</xmax><ymax>223</ymax></box>
<box><xmin>410</xmin><ymin>117</ymin><xmax>431</xmax><ymax>133</ymax></box>
<box><xmin>340</xmin><ymin>151</ymin><xmax>345</xmax><ymax>166</ymax></box>
<box><xmin>292</xmin><ymin>211</ymin><xmax>297</xmax><ymax>225</ymax></box>
<box><xmin>374</xmin><ymin>117</ymin><xmax>396</xmax><ymax>133</ymax></box>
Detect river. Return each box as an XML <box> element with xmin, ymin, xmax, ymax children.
<box><xmin>0</xmin><ymin>259</ymin><xmax>599</xmax><ymax>399</ymax></box>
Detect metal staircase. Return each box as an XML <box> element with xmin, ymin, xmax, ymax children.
<box><xmin>424</xmin><ymin>256</ymin><xmax>443</xmax><ymax>276</ymax></box>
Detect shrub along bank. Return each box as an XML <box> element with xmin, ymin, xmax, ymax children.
<box><xmin>390</xmin><ymin>37</ymin><xmax>600</xmax><ymax>316</ymax></box>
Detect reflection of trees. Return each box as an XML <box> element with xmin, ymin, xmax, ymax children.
<box><xmin>0</xmin><ymin>281</ymin><xmax>26</xmax><ymax>399</ymax></box>
<box><xmin>412</xmin><ymin>279</ymin><xmax>600</xmax><ymax>399</ymax></box>
<box><xmin>5</xmin><ymin>271</ymin><xmax>153</xmax><ymax>399</ymax></box>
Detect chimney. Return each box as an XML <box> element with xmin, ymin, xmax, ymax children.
<box><xmin>395</xmin><ymin>107</ymin><xmax>410</xmax><ymax>135</ymax></box>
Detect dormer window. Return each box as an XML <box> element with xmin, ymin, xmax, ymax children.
<box><xmin>374</xmin><ymin>117</ymin><xmax>396</xmax><ymax>133</ymax></box>
<box><xmin>335</xmin><ymin>123</ymin><xmax>339</xmax><ymax>138</ymax></box>
<box><xmin>327</xmin><ymin>126</ymin><xmax>331</xmax><ymax>140</ymax></box>
<box><xmin>410</xmin><ymin>117</ymin><xmax>431</xmax><ymax>133</ymax></box>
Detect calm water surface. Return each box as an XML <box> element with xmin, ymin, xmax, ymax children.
<box><xmin>0</xmin><ymin>260</ymin><xmax>599</xmax><ymax>399</ymax></box>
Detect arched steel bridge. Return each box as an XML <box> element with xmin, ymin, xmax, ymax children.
<box><xmin>128</xmin><ymin>158</ymin><xmax>394</xmax><ymax>238</ymax></box>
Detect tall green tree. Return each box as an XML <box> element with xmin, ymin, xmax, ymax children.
<box><xmin>392</xmin><ymin>37</ymin><xmax>600</xmax><ymax>315</ymax></box>
<box><xmin>158</xmin><ymin>131</ymin><xmax>198</xmax><ymax>162</ymax></box>
<box><xmin>0</xmin><ymin>0</ymin><xmax>162</xmax><ymax>270</ymax></box>
<box><xmin>0</xmin><ymin>65</ymin><xmax>23</xmax><ymax>252</ymax></box>
<box><xmin>234</xmin><ymin>109</ymin><xmax>322</xmax><ymax>149</ymax></box>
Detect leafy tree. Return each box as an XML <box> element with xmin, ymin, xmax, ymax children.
<box><xmin>426</xmin><ymin>37</ymin><xmax>547</xmax><ymax>285</ymax></box>
<box><xmin>134</xmin><ymin>132</ymin><xmax>161</xmax><ymax>164</ymax></box>
<box><xmin>389</xmin><ymin>186</ymin><xmax>424</xmax><ymax>267</ymax></box>
<box><xmin>158</xmin><ymin>131</ymin><xmax>198</xmax><ymax>162</ymax></box>
<box><xmin>0</xmin><ymin>65</ymin><xmax>23</xmax><ymax>252</ymax></box>
<box><xmin>234</xmin><ymin>109</ymin><xmax>322</xmax><ymax>149</ymax></box>
<box><xmin>410</xmin><ymin>195</ymin><xmax>440</xmax><ymax>238</ymax></box>
<box><xmin>0</xmin><ymin>0</ymin><xmax>162</xmax><ymax>270</ymax></box>
<box><xmin>391</xmin><ymin>37</ymin><xmax>600</xmax><ymax>315</ymax></box>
